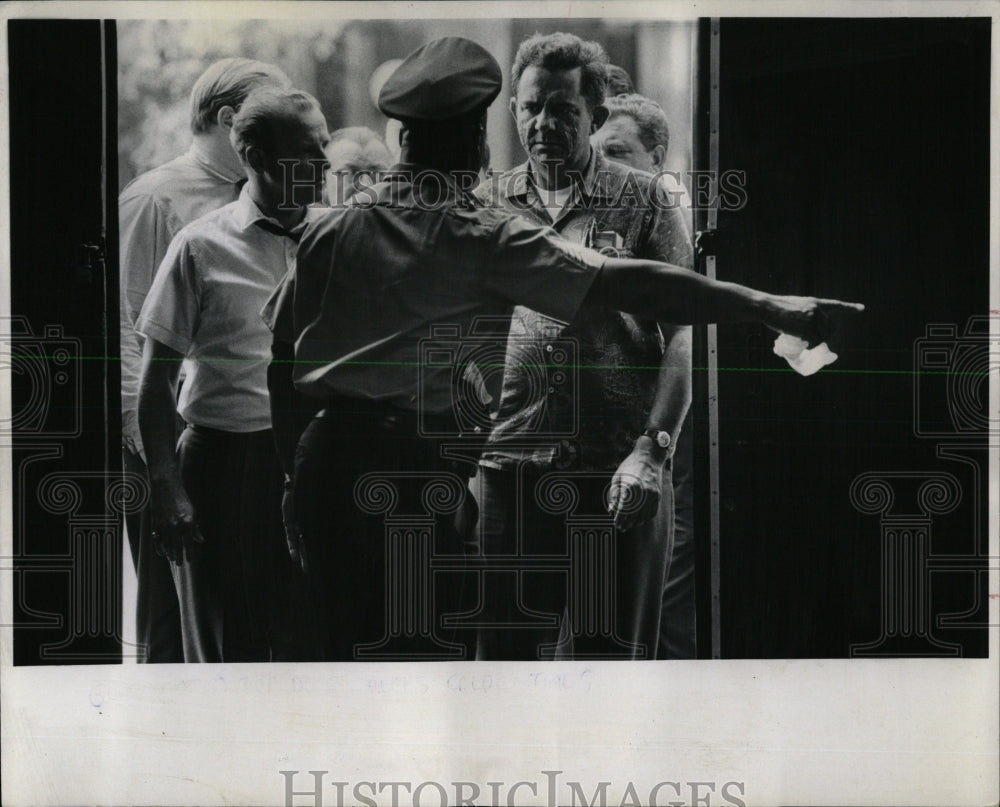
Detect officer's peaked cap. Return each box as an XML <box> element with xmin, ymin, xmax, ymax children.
<box><xmin>377</xmin><ymin>37</ymin><xmax>502</xmax><ymax>122</ymax></box>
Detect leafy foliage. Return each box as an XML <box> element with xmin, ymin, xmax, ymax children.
<box><xmin>117</xmin><ymin>20</ymin><xmax>343</xmax><ymax>189</ymax></box>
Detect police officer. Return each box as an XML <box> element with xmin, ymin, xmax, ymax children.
<box><xmin>261</xmin><ymin>37</ymin><xmax>863</xmax><ymax>661</ymax></box>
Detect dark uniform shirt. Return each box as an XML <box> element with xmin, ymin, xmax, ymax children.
<box><xmin>261</xmin><ymin>164</ymin><xmax>606</xmax><ymax>413</ymax></box>
<box><xmin>479</xmin><ymin>150</ymin><xmax>693</xmax><ymax>471</ymax></box>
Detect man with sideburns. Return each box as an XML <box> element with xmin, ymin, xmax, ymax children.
<box><xmin>476</xmin><ymin>33</ymin><xmax>693</xmax><ymax>660</ymax></box>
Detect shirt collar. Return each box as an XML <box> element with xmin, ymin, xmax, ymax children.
<box><xmin>188</xmin><ymin>139</ymin><xmax>246</xmax><ymax>184</ymax></box>
<box><xmin>234</xmin><ymin>185</ymin><xmax>312</xmax><ymax>236</ymax></box>
<box><xmin>503</xmin><ymin>149</ymin><xmax>614</xmax><ymax>204</ymax></box>
<box><xmin>386</xmin><ymin>162</ymin><xmax>460</xmax><ymax>188</ymax></box>
<box><xmin>376</xmin><ymin>162</ymin><xmax>476</xmax><ymax>206</ymax></box>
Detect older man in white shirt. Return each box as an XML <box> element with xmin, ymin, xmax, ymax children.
<box><xmin>136</xmin><ymin>87</ymin><xmax>329</xmax><ymax>662</ymax></box>
<box><xmin>119</xmin><ymin>57</ymin><xmax>290</xmax><ymax>662</ymax></box>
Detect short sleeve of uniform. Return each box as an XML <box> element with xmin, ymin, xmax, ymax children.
<box><xmin>261</xmin><ymin>268</ymin><xmax>296</xmax><ymax>344</ymax></box>
<box><xmin>134</xmin><ymin>232</ymin><xmax>200</xmax><ymax>356</ymax></box>
<box><xmin>483</xmin><ymin>213</ymin><xmax>605</xmax><ymax>323</ymax></box>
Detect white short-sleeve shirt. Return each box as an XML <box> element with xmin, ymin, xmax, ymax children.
<box><xmin>136</xmin><ymin>187</ymin><xmax>321</xmax><ymax>432</ymax></box>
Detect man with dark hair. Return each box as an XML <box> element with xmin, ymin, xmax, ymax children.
<box><xmin>119</xmin><ymin>56</ymin><xmax>290</xmax><ymax>662</ymax></box>
<box><xmin>136</xmin><ymin>87</ymin><xmax>329</xmax><ymax>662</ymax></box>
<box><xmin>605</xmin><ymin>63</ymin><xmax>635</xmax><ymax>96</ymax></box>
<box><xmin>511</xmin><ymin>32</ymin><xmax>610</xmax><ymax>119</ymax></box>
<box><xmin>263</xmin><ymin>37</ymin><xmax>862</xmax><ymax>662</ymax></box>
<box><xmin>323</xmin><ymin>126</ymin><xmax>393</xmax><ymax>205</ymax></box>
<box><xmin>475</xmin><ymin>32</ymin><xmax>694</xmax><ymax>660</ymax></box>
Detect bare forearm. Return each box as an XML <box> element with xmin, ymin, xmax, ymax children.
<box><xmin>646</xmin><ymin>324</ymin><xmax>692</xmax><ymax>438</ymax></box>
<box><xmin>589</xmin><ymin>259</ymin><xmax>864</xmax><ymax>346</ymax></box>
<box><xmin>137</xmin><ymin>347</ymin><xmax>182</xmax><ymax>484</ymax></box>
<box><xmin>135</xmin><ymin>339</ymin><xmax>204</xmax><ymax>563</ymax></box>
<box><xmin>120</xmin><ymin>308</ymin><xmax>145</xmax><ymax>454</ymax></box>
<box><xmin>589</xmin><ymin>259</ymin><xmax>766</xmax><ymax>324</ymax></box>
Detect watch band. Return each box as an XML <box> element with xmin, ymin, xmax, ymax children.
<box><xmin>641</xmin><ymin>428</ymin><xmax>672</xmax><ymax>450</ymax></box>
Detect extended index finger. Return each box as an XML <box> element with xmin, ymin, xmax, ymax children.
<box><xmin>819</xmin><ymin>299</ymin><xmax>865</xmax><ymax>313</ymax></box>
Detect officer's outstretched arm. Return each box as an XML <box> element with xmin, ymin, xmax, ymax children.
<box><xmin>588</xmin><ymin>258</ymin><xmax>864</xmax><ymax>348</ymax></box>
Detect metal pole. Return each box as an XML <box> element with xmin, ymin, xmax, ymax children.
<box><xmin>707</xmin><ymin>18</ymin><xmax>722</xmax><ymax>660</ymax></box>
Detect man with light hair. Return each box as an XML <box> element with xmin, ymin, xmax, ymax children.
<box><xmin>595</xmin><ymin>92</ymin><xmax>670</xmax><ymax>173</ymax></box>
<box><xmin>594</xmin><ymin>92</ymin><xmax>693</xmax><ymax>227</ymax></box>
<box><xmin>119</xmin><ymin>56</ymin><xmax>291</xmax><ymax>662</ymax></box>
<box><xmin>135</xmin><ymin>86</ymin><xmax>327</xmax><ymax>662</ymax></box>
<box><xmin>593</xmin><ymin>92</ymin><xmax>698</xmax><ymax>659</ymax></box>
<box><xmin>322</xmin><ymin>126</ymin><xmax>393</xmax><ymax>205</ymax></box>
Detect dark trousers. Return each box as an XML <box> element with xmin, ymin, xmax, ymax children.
<box><xmin>174</xmin><ymin>425</ymin><xmax>310</xmax><ymax>662</ymax></box>
<box><xmin>293</xmin><ymin>408</ymin><xmax>476</xmax><ymax>661</ymax></box>
<box><xmin>658</xmin><ymin>415</ymin><xmax>698</xmax><ymax>659</ymax></box>
<box><xmin>122</xmin><ymin>445</ymin><xmax>184</xmax><ymax>663</ymax></box>
<box><xmin>474</xmin><ymin>463</ymin><xmax>674</xmax><ymax>660</ymax></box>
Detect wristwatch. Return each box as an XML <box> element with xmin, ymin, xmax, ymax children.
<box><xmin>641</xmin><ymin>428</ymin><xmax>672</xmax><ymax>450</ymax></box>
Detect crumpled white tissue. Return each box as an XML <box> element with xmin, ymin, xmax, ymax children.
<box><xmin>773</xmin><ymin>333</ymin><xmax>838</xmax><ymax>376</ymax></box>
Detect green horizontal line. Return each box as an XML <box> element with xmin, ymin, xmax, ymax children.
<box><xmin>3</xmin><ymin>352</ymin><xmax>993</xmax><ymax>377</ymax></box>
